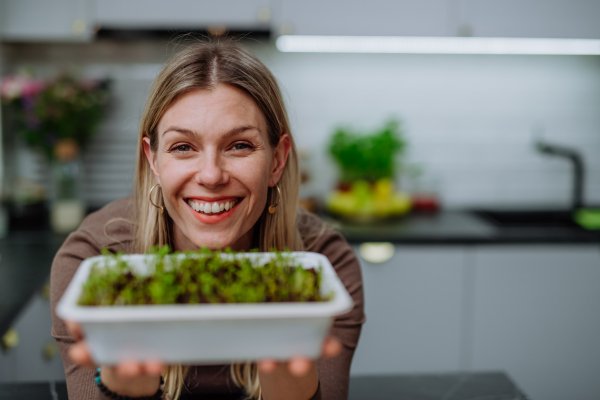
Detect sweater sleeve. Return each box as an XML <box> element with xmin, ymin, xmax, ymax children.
<box><xmin>309</xmin><ymin>381</ymin><xmax>322</xmax><ymax>400</ymax></box>
<box><xmin>50</xmin><ymin>228</ymin><xmax>109</xmax><ymax>400</ymax></box>
<box><xmin>50</xmin><ymin>198</ymin><xmax>134</xmax><ymax>400</ymax></box>
<box><xmin>310</xmin><ymin>229</ymin><xmax>366</xmax><ymax>400</ymax></box>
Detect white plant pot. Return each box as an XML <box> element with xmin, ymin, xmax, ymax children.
<box><xmin>56</xmin><ymin>252</ymin><xmax>353</xmax><ymax>365</ymax></box>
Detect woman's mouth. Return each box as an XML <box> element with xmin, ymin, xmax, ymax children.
<box><xmin>186</xmin><ymin>198</ymin><xmax>241</xmax><ymax>215</ymax></box>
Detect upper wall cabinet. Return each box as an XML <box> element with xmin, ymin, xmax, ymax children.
<box><xmin>3</xmin><ymin>0</ymin><xmax>598</xmax><ymax>42</ymax></box>
<box><xmin>94</xmin><ymin>0</ymin><xmax>273</xmax><ymax>30</ymax></box>
<box><xmin>278</xmin><ymin>0</ymin><xmax>600</xmax><ymax>39</ymax></box>
<box><xmin>0</xmin><ymin>0</ymin><xmax>93</xmax><ymax>42</ymax></box>
<box><xmin>459</xmin><ymin>0</ymin><xmax>600</xmax><ymax>39</ymax></box>
<box><xmin>278</xmin><ymin>0</ymin><xmax>450</xmax><ymax>36</ymax></box>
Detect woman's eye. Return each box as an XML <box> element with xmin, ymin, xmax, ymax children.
<box><xmin>172</xmin><ymin>144</ymin><xmax>191</xmax><ymax>152</ymax></box>
<box><xmin>232</xmin><ymin>142</ymin><xmax>253</xmax><ymax>151</ymax></box>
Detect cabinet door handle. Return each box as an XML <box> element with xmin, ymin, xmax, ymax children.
<box><xmin>358</xmin><ymin>242</ymin><xmax>395</xmax><ymax>263</ymax></box>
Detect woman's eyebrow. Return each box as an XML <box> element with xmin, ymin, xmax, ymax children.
<box><xmin>162</xmin><ymin>126</ymin><xmax>197</xmax><ymax>138</ymax></box>
<box><xmin>162</xmin><ymin>125</ymin><xmax>260</xmax><ymax>139</ymax></box>
<box><xmin>222</xmin><ymin>125</ymin><xmax>261</xmax><ymax>139</ymax></box>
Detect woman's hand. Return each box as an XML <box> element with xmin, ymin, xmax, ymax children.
<box><xmin>65</xmin><ymin>320</ymin><xmax>164</xmax><ymax>398</ymax></box>
<box><xmin>257</xmin><ymin>336</ymin><xmax>342</xmax><ymax>400</ymax></box>
<box><xmin>66</xmin><ymin>319</ymin><xmax>341</xmax><ymax>400</ymax></box>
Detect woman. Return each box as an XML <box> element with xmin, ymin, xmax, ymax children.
<box><xmin>50</xmin><ymin>41</ymin><xmax>365</xmax><ymax>400</ymax></box>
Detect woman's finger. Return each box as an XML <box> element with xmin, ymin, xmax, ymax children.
<box><xmin>143</xmin><ymin>360</ymin><xmax>165</xmax><ymax>377</ymax></box>
<box><xmin>322</xmin><ymin>337</ymin><xmax>342</xmax><ymax>358</ymax></box>
<box><xmin>257</xmin><ymin>359</ymin><xmax>278</xmax><ymax>374</ymax></box>
<box><xmin>288</xmin><ymin>357</ymin><xmax>312</xmax><ymax>377</ymax></box>
<box><xmin>68</xmin><ymin>341</ymin><xmax>94</xmax><ymax>367</ymax></box>
<box><xmin>64</xmin><ymin>320</ymin><xmax>84</xmax><ymax>341</ymax></box>
<box><xmin>116</xmin><ymin>360</ymin><xmax>143</xmax><ymax>378</ymax></box>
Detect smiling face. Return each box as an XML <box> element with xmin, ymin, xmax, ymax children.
<box><xmin>143</xmin><ymin>83</ymin><xmax>290</xmax><ymax>251</ymax></box>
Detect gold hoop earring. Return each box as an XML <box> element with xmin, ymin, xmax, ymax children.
<box><xmin>149</xmin><ymin>183</ymin><xmax>164</xmax><ymax>215</ymax></box>
<box><xmin>268</xmin><ymin>184</ymin><xmax>281</xmax><ymax>214</ymax></box>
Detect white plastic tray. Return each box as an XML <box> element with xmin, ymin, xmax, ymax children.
<box><xmin>56</xmin><ymin>252</ymin><xmax>353</xmax><ymax>365</ymax></box>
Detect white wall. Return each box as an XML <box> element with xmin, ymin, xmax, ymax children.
<box><xmin>3</xmin><ymin>40</ymin><xmax>600</xmax><ymax>209</ymax></box>
<box><xmin>261</xmin><ymin>47</ymin><xmax>600</xmax><ymax>208</ymax></box>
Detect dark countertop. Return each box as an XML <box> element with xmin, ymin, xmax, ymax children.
<box><xmin>325</xmin><ymin>210</ymin><xmax>600</xmax><ymax>245</ymax></box>
<box><xmin>348</xmin><ymin>372</ymin><xmax>529</xmax><ymax>400</ymax></box>
<box><xmin>326</xmin><ymin>212</ymin><xmax>495</xmax><ymax>244</ymax></box>
<box><xmin>0</xmin><ymin>372</ymin><xmax>529</xmax><ymax>399</ymax></box>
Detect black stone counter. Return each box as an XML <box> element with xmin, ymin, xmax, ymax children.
<box><xmin>0</xmin><ymin>372</ymin><xmax>529</xmax><ymax>399</ymax></box>
<box><xmin>325</xmin><ymin>210</ymin><xmax>600</xmax><ymax>245</ymax></box>
<box><xmin>348</xmin><ymin>372</ymin><xmax>529</xmax><ymax>400</ymax></box>
<box><xmin>326</xmin><ymin>212</ymin><xmax>495</xmax><ymax>244</ymax></box>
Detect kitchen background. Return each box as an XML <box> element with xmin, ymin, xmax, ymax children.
<box><xmin>4</xmin><ymin>41</ymin><xmax>600</xmax><ymax>208</ymax></box>
<box><xmin>1</xmin><ymin>1</ymin><xmax>600</xmax><ymax>400</ymax></box>
<box><xmin>1</xmin><ymin>1</ymin><xmax>600</xmax><ymax>209</ymax></box>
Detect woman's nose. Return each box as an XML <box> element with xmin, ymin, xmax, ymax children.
<box><xmin>194</xmin><ymin>151</ymin><xmax>228</xmax><ymax>188</ymax></box>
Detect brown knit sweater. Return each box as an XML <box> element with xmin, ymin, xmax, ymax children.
<box><xmin>50</xmin><ymin>197</ymin><xmax>365</xmax><ymax>400</ymax></box>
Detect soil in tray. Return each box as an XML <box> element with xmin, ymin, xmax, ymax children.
<box><xmin>77</xmin><ymin>248</ymin><xmax>327</xmax><ymax>306</ymax></box>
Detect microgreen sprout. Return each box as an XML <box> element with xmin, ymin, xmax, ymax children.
<box><xmin>77</xmin><ymin>247</ymin><xmax>328</xmax><ymax>306</ymax></box>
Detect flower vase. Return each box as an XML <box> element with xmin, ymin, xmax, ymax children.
<box><xmin>50</xmin><ymin>153</ymin><xmax>85</xmax><ymax>234</ymax></box>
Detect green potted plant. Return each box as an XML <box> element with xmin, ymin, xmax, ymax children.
<box><xmin>326</xmin><ymin>119</ymin><xmax>411</xmax><ymax>220</ymax></box>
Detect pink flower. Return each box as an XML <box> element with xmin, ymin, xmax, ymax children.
<box><xmin>0</xmin><ymin>75</ymin><xmax>44</xmax><ymax>101</ymax></box>
<box><xmin>1</xmin><ymin>76</ymin><xmax>26</xmax><ymax>101</ymax></box>
<box><xmin>22</xmin><ymin>79</ymin><xmax>45</xmax><ymax>98</ymax></box>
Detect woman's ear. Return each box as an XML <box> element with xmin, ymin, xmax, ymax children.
<box><xmin>269</xmin><ymin>133</ymin><xmax>291</xmax><ymax>187</ymax></box>
<box><xmin>143</xmin><ymin>136</ymin><xmax>161</xmax><ymax>184</ymax></box>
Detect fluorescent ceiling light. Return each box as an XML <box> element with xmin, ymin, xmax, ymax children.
<box><xmin>276</xmin><ymin>35</ymin><xmax>600</xmax><ymax>55</ymax></box>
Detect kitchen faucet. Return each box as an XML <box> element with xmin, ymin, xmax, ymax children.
<box><xmin>535</xmin><ymin>140</ymin><xmax>585</xmax><ymax>211</ymax></box>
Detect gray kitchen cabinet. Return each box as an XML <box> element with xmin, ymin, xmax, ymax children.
<box><xmin>278</xmin><ymin>0</ymin><xmax>451</xmax><ymax>36</ymax></box>
<box><xmin>0</xmin><ymin>289</ymin><xmax>65</xmax><ymax>382</ymax></box>
<box><xmin>470</xmin><ymin>245</ymin><xmax>600</xmax><ymax>400</ymax></box>
<box><xmin>459</xmin><ymin>0</ymin><xmax>600</xmax><ymax>39</ymax></box>
<box><xmin>350</xmin><ymin>245</ymin><xmax>466</xmax><ymax>375</ymax></box>
<box><xmin>279</xmin><ymin>0</ymin><xmax>600</xmax><ymax>39</ymax></box>
<box><xmin>94</xmin><ymin>0</ymin><xmax>273</xmax><ymax>31</ymax></box>
<box><xmin>0</xmin><ymin>0</ymin><xmax>93</xmax><ymax>42</ymax></box>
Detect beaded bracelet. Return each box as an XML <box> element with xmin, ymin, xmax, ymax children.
<box><xmin>94</xmin><ymin>367</ymin><xmax>164</xmax><ymax>400</ymax></box>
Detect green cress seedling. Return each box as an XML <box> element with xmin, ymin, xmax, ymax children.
<box><xmin>77</xmin><ymin>247</ymin><xmax>327</xmax><ymax>306</ymax></box>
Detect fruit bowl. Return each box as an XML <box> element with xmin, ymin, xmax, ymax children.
<box><xmin>326</xmin><ymin>179</ymin><xmax>412</xmax><ymax>222</ymax></box>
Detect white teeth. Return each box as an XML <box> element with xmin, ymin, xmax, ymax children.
<box><xmin>188</xmin><ymin>200</ymin><xmax>200</xmax><ymax>212</ymax></box>
<box><xmin>188</xmin><ymin>198</ymin><xmax>238</xmax><ymax>214</ymax></box>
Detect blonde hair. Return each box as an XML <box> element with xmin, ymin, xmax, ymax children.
<box><xmin>132</xmin><ymin>40</ymin><xmax>304</xmax><ymax>399</ymax></box>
